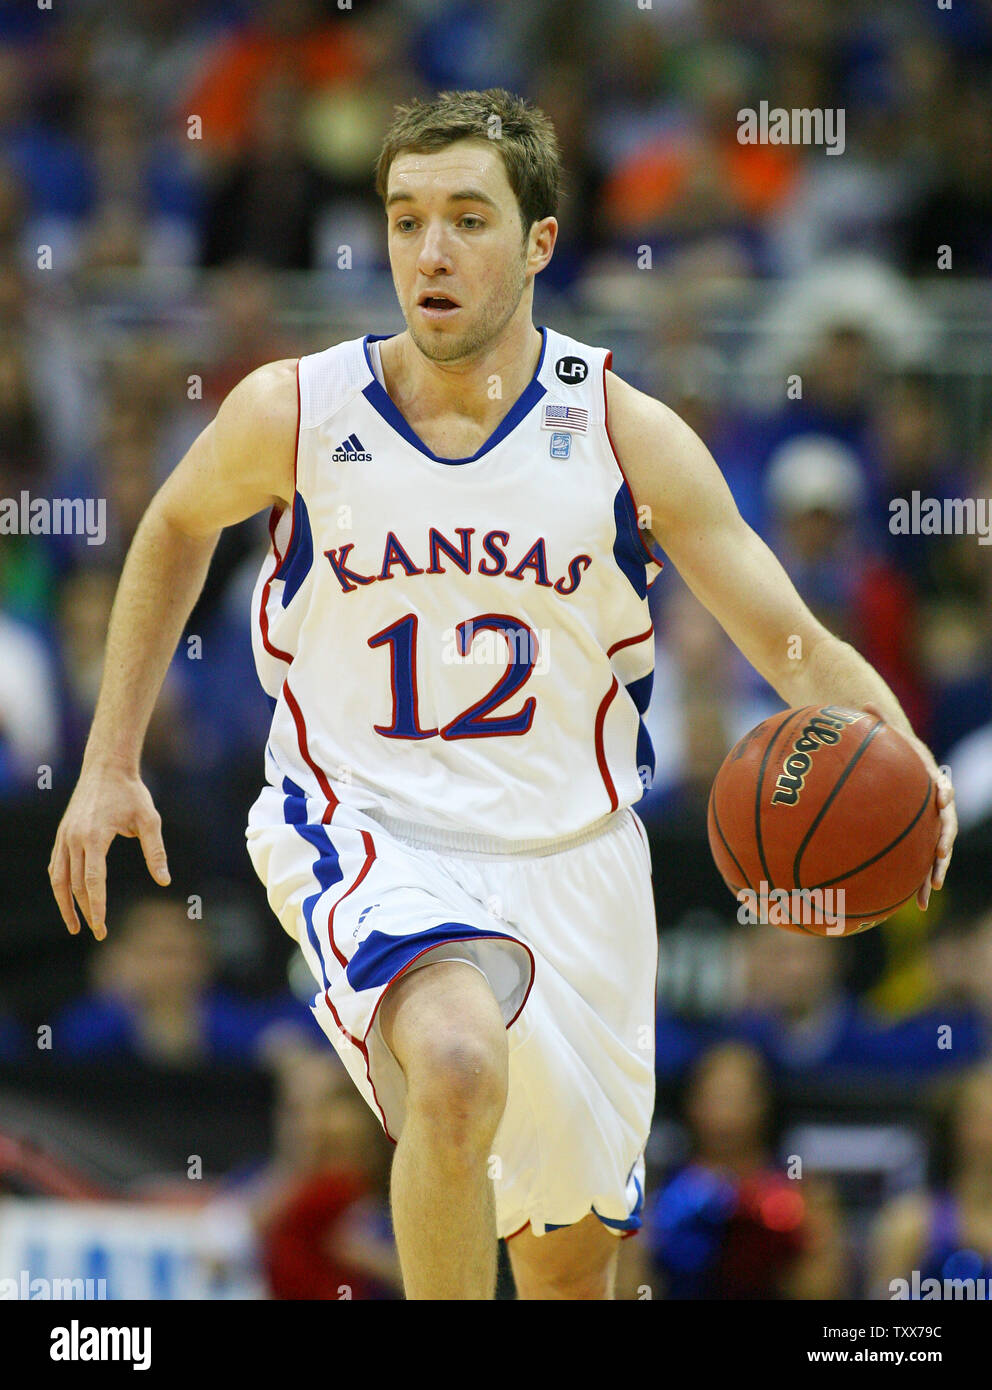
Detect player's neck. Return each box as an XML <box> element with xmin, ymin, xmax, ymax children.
<box><xmin>380</xmin><ymin>314</ymin><xmax>543</xmax><ymax>427</ymax></box>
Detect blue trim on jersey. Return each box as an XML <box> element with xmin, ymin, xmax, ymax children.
<box><xmin>635</xmin><ymin>717</ymin><xmax>656</xmax><ymax>795</ymax></box>
<box><xmin>624</xmin><ymin>673</ymin><xmax>656</xmax><ymax>798</ymax></box>
<box><xmin>625</xmin><ymin>671</ymin><xmax>653</xmax><ymax>716</ymax></box>
<box><xmin>347</xmin><ymin>922</ymin><xmax>518</xmax><ymax>993</ymax></box>
<box><xmin>612</xmin><ymin>482</ymin><xmax>650</xmax><ymax>599</ymax></box>
<box><xmin>360</xmin><ymin>328</ymin><xmax>549</xmax><ymax>466</ymax></box>
<box><xmin>282</xmin><ymin>777</ymin><xmax>343</xmax><ymax>993</ymax></box>
<box><xmin>277</xmin><ymin>492</ymin><xmax>313</xmax><ymax>608</ymax></box>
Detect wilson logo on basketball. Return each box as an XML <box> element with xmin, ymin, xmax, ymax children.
<box><xmin>770</xmin><ymin>707</ymin><xmax>866</xmax><ymax>807</ymax></box>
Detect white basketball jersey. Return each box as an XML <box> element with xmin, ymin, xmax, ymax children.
<box><xmin>250</xmin><ymin>327</ymin><xmax>663</xmax><ymax>844</ymax></box>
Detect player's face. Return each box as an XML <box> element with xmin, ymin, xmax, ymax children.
<box><xmin>385</xmin><ymin>140</ymin><xmax>538</xmax><ymax>363</ymax></box>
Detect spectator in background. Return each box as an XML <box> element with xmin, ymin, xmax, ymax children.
<box><xmin>0</xmin><ymin>453</ymin><xmax>60</xmax><ymax>788</ymax></box>
<box><xmin>53</xmin><ymin>564</ymin><xmax>193</xmax><ymax>780</ymax></box>
<box><xmin>0</xmin><ymin>309</ymin><xmax>47</xmax><ymax>494</ymax></box>
<box><xmin>945</xmin><ymin>570</ymin><xmax>992</xmax><ymax>829</ymax></box>
<box><xmin>52</xmin><ymin>895</ymin><xmax>308</xmax><ymax>1065</ymax></box>
<box><xmin>762</xmin><ymin>323</ymin><xmax>881</xmax><ymax>481</ymax></box>
<box><xmin>910</xmin><ymin>429</ymin><xmax>992</xmax><ymax>762</ymax></box>
<box><xmin>183</xmin><ymin>0</ymin><xmax>370</xmax><ymax>162</ymax></box>
<box><xmin>0</xmin><ymin>1006</ymin><xmax>25</xmax><ymax>1059</ymax></box>
<box><xmin>768</xmin><ymin>62</ymin><xmax>920</xmax><ymax>276</ymax></box>
<box><xmin>0</xmin><ymin>605</ymin><xmax>59</xmax><ymax>797</ymax></box>
<box><xmin>637</xmin><ymin>288</ymin><xmax>762</xmax><ymax>527</ymax></box>
<box><xmin>946</xmin><ymin>714</ymin><xmax>992</xmax><ymax>830</ymax></box>
<box><xmin>98</xmin><ymin>335</ymin><xmax>193</xmax><ymax>486</ymax></box>
<box><xmin>0</xmin><ymin>45</ymin><xmax>201</xmax><ymax>275</ymax></box>
<box><xmin>596</xmin><ymin>38</ymin><xmax>799</xmax><ymax>277</ymax></box>
<box><xmin>899</xmin><ymin>88</ymin><xmax>992</xmax><ymax>277</ymax></box>
<box><xmin>76</xmin><ymin>85</ymin><xmax>201</xmax><ymax>272</ymax></box>
<box><xmin>763</xmin><ymin>433</ymin><xmax>928</xmax><ymax>737</ymax></box>
<box><xmin>248</xmin><ymin>1043</ymin><xmax>400</xmax><ymax>1300</ymax></box>
<box><xmin>868</xmin><ymin>1063</ymin><xmax>992</xmax><ymax>1299</ymax></box>
<box><xmin>0</xmin><ymin>467</ymin><xmax>56</xmax><ymax>632</ymax></box>
<box><xmin>863</xmin><ymin>907</ymin><xmax>992</xmax><ymax>1073</ymax></box>
<box><xmin>0</xmin><ymin>47</ymin><xmax>90</xmax><ymax>265</ymax></box>
<box><xmin>75</xmin><ymin>200</ymin><xmax>147</xmax><ymax>276</ymax></box>
<box><xmin>869</xmin><ymin>373</ymin><xmax>969</xmax><ymax>590</ymax></box>
<box><xmin>722</xmin><ymin>925</ymin><xmax>868</xmax><ymax>1077</ymax></box>
<box><xmin>917</xmin><ymin>599</ymin><xmax>990</xmax><ymax>765</ymax></box>
<box><xmin>946</xmin><ymin>911</ymin><xmax>992</xmax><ymax>1061</ymax></box>
<box><xmin>44</xmin><ymin>401</ymin><xmax>161</xmax><ymax>574</ymax></box>
<box><xmin>0</xmin><ymin>159</ymin><xmax>26</xmax><ymax>263</ymax></box>
<box><xmin>407</xmin><ymin>0</ymin><xmax>532</xmax><ymax>95</ymax></box>
<box><xmin>200</xmin><ymin>262</ymin><xmax>297</xmax><ymax>409</ymax></box>
<box><xmin>640</xmin><ymin>1043</ymin><xmax>846</xmax><ymax>1299</ymax></box>
<box><xmin>0</xmin><ymin>258</ymin><xmax>92</xmax><ymax>476</ymax></box>
<box><xmin>638</xmin><ymin>582</ymin><xmax>771</xmax><ymax>829</ymax></box>
<box><xmin>200</xmin><ymin>73</ymin><xmax>334</xmax><ymax>271</ymax></box>
<box><xmin>179</xmin><ymin>547</ymin><xmax>272</xmax><ymax>777</ymax></box>
<box><xmin>742</xmin><ymin>261</ymin><xmax>934</xmax><ymax>495</ymax></box>
<box><xmin>527</xmin><ymin>63</ymin><xmax>605</xmax><ymax>291</ymax></box>
<box><xmin>74</xmin><ymin>0</ymin><xmax>228</xmax><ymax>125</ymax></box>
<box><xmin>98</xmin><ymin>411</ymin><xmax>158</xmax><ymax>564</ymax></box>
<box><xmin>190</xmin><ymin>0</ymin><xmax>402</xmax><ymax>272</ymax></box>
<box><xmin>586</xmin><ymin>9</ymin><xmax>677</xmax><ymax>186</ymax></box>
<box><xmin>727</xmin><ymin>915</ymin><xmax>992</xmax><ymax>1080</ymax></box>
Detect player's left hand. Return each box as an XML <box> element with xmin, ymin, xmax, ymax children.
<box><xmin>862</xmin><ymin>702</ymin><xmax>956</xmax><ymax>911</ymax></box>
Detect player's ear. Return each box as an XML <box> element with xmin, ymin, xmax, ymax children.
<box><xmin>527</xmin><ymin>217</ymin><xmax>557</xmax><ymax>273</ymax></box>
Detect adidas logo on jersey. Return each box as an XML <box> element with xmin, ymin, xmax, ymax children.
<box><xmin>332</xmin><ymin>433</ymin><xmax>373</xmax><ymax>462</ymax></box>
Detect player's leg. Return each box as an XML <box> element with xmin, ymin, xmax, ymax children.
<box><xmin>378</xmin><ymin>958</ymin><xmax>509</xmax><ymax>1299</ymax></box>
<box><xmin>506</xmin><ymin>1214</ymin><xmax>621</xmax><ymax>1300</ymax></box>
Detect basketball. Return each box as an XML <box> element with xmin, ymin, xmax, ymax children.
<box><xmin>707</xmin><ymin>705</ymin><xmax>940</xmax><ymax>936</ymax></box>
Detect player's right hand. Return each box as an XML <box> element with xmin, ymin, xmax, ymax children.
<box><xmin>48</xmin><ymin>767</ymin><xmax>170</xmax><ymax>941</ymax></box>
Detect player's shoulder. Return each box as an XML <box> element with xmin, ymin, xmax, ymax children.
<box><xmin>605</xmin><ymin>368</ymin><xmax>693</xmax><ymax>444</ymax></box>
<box><xmin>220</xmin><ymin>358</ymin><xmax>300</xmax><ymax>428</ymax></box>
<box><xmin>209</xmin><ymin>359</ymin><xmax>299</xmax><ymax>503</ymax></box>
<box><xmin>604</xmin><ymin>368</ymin><xmax>712</xmax><ymax>487</ymax></box>
<box><xmin>212</xmin><ymin>358</ymin><xmax>300</xmax><ymax>457</ymax></box>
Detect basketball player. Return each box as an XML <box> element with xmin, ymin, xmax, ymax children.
<box><xmin>48</xmin><ymin>90</ymin><xmax>956</xmax><ymax>1300</ymax></box>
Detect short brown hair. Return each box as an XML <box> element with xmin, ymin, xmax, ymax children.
<box><xmin>375</xmin><ymin>88</ymin><xmax>562</xmax><ymax>237</ymax></box>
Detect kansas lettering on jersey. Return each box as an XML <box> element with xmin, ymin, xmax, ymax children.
<box><xmin>250</xmin><ymin>327</ymin><xmax>663</xmax><ymax>842</ymax></box>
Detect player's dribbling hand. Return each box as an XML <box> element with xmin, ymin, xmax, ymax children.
<box><xmin>48</xmin><ymin>767</ymin><xmax>170</xmax><ymax>941</ymax></box>
<box><xmin>861</xmin><ymin>702</ymin><xmax>956</xmax><ymax>912</ymax></box>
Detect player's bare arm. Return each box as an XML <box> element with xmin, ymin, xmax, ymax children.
<box><xmin>605</xmin><ymin>370</ymin><xmax>956</xmax><ymax>907</ymax></box>
<box><xmin>48</xmin><ymin>359</ymin><xmax>299</xmax><ymax>941</ymax></box>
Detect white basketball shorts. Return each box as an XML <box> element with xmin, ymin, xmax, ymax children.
<box><xmin>245</xmin><ymin>780</ymin><xmax>658</xmax><ymax>1239</ymax></box>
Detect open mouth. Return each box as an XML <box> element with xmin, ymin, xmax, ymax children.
<box><xmin>417</xmin><ymin>292</ymin><xmax>461</xmax><ymax>317</ymax></box>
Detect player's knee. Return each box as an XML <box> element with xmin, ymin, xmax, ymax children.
<box><xmin>406</xmin><ymin>1026</ymin><xmax>508</xmax><ymax>1145</ymax></box>
<box><xmin>511</xmin><ymin>1217</ymin><xmax>620</xmax><ymax>1300</ymax></box>
<box><xmin>519</xmin><ymin>1257</ymin><xmax>615</xmax><ymax>1302</ymax></box>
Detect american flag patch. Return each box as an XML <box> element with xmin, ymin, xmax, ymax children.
<box><xmin>541</xmin><ymin>402</ymin><xmax>589</xmax><ymax>433</ymax></box>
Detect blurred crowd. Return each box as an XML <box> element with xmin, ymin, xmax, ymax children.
<box><xmin>0</xmin><ymin>0</ymin><xmax>989</xmax><ymax>804</ymax></box>
<box><xmin>0</xmin><ymin>0</ymin><xmax>991</xmax><ymax>280</ymax></box>
<box><xmin>1</xmin><ymin>0</ymin><xmax>991</xmax><ymax>1300</ymax></box>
